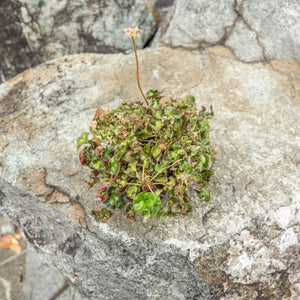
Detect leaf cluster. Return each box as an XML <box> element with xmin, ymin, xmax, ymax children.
<box><xmin>77</xmin><ymin>90</ymin><xmax>215</xmax><ymax>221</ymax></box>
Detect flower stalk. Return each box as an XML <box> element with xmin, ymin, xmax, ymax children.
<box><xmin>90</xmin><ymin>120</ymin><xmax>101</xmax><ymax>146</ymax></box>
<box><xmin>123</xmin><ymin>27</ymin><xmax>149</xmax><ymax>105</ymax></box>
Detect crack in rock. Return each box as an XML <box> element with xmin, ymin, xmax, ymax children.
<box><xmin>160</xmin><ymin>0</ymin><xmax>299</xmax><ymax>63</ymax></box>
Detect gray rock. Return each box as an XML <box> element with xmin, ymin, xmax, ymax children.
<box><xmin>0</xmin><ymin>216</ymin><xmax>26</xmax><ymax>300</ymax></box>
<box><xmin>0</xmin><ymin>215</ymin><xmax>16</xmax><ymax>235</ymax></box>
<box><xmin>148</xmin><ymin>0</ymin><xmax>176</xmax><ymax>48</ymax></box>
<box><xmin>161</xmin><ymin>0</ymin><xmax>236</xmax><ymax>47</ymax></box>
<box><xmin>238</xmin><ymin>0</ymin><xmax>300</xmax><ymax>60</ymax></box>
<box><xmin>1</xmin><ymin>179</ymin><xmax>214</xmax><ymax>299</ymax></box>
<box><xmin>0</xmin><ymin>46</ymin><xmax>299</xmax><ymax>298</ymax></box>
<box><xmin>24</xmin><ymin>245</ymin><xmax>68</xmax><ymax>300</ymax></box>
<box><xmin>24</xmin><ymin>246</ymin><xmax>89</xmax><ymax>300</ymax></box>
<box><xmin>225</xmin><ymin>19</ymin><xmax>264</xmax><ymax>62</ymax></box>
<box><xmin>160</xmin><ymin>0</ymin><xmax>300</xmax><ymax>62</ymax></box>
<box><xmin>0</xmin><ymin>0</ymin><xmax>157</xmax><ymax>83</ymax></box>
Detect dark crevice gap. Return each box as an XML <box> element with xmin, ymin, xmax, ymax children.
<box><xmin>143</xmin><ymin>25</ymin><xmax>160</xmax><ymax>48</ymax></box>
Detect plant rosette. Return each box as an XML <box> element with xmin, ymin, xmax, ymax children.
<box><xmin>77</xmin><ymin>90</ymin><xmax>216</xmax><ymax>222</ymax></box>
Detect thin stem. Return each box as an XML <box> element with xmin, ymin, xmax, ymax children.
<box><xmin>160</xmin><ymin>193</ymin><xmax>170</xmax><ymax>201</ymax></box>
<box><xmin>90</xmin><ymin>127</ymin><xmax>101</xmax><ymax>146</ymax></box>
<box><xmin>132</xmin><ymin>37</ymin><xmax>149</xmax><ymax>106</ymax></box>
<box><xmin>168</xmin><ymin>158</ymin><xmax>183</xmax><ymax>169</ymax></box>
<box><xmin>147</xmin><ymin>182</ymin><xmax>154</xmax><ymax>195</ymax></box>
<box><xmin>149</xmin><ymin>159</ymin><xmax>183</xmax><ymax>183</ymax></box>
<box><xmin>142</xmin><ymin>165</ymin><xmax>145</xmax><ymax>181</ymax></box>
<box><xmin>149</xmin><ymin>171</ymin><xmax>164</xmax><ymax>183</ymax></box>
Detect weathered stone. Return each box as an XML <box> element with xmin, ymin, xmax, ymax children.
<box><xmin>24</xmin><ymin>246</ymin><xmax>89</xmax><ymax>300</ymax></box>
<box><xmin>225</xmin><ymin>19</ymin><xmax>264</xmax><ymax>62</ymax></box>
<box><xmin>161</xmin><ymin>0</ymin><xmax>236</xmax><ymax>47</ymax></box>
<box><xmin>0</xmin><ymin>215</ymin><xmax>26</xmax><ymax>300</ymax></box>
<box><xmin>0</xmin><ymin>0</ymin><xmax>157</xmax><ymax>83</ymax></box>
<box><xmin>160</xmin><ymin>0</ymin><xmax>300</xmax><ymax>62</ymax></box>
<box><xmin>0</xmin><ymin>215</ymin><xmax>16</xmax><ymax>235</ymax></box>
<box><xmin>0</xmin><ymin>46</ymin><xmax>299</xmax><ymax>298</ymax></box>
<box><xmin>235</xmin><ymin>0</ymin><xmax>300</xmax><ymax>60</ymax></box>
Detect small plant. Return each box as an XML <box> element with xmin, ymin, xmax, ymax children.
<box><xmin>77</xmin><ymin>27</ymin><xmax>215</xmax><ymax>222</ymax></box>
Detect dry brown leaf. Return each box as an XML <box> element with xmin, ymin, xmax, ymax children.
<box><xmin>0</xmin><ymin>234</ymin><xmax>22</xmax><ymax>253</ymax></box>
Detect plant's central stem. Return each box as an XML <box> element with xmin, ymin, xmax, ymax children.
<box><xmin>132</xmin><ymin>37</ymin><xmax>149</xmax><ymax>106</ymax></box>
<box><xmin>90</xmin><ymin>127</ymin><xmax>101</xmax><ymax>146</ymax></box>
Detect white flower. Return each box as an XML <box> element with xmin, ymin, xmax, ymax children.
<box><xmin>123</xmin><ymin>26</ymin><xmax>140</xmax><ymax>40</ymax></box>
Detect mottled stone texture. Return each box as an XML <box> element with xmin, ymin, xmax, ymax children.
<box><xmin>0</xmin><ymin>46</ymin><xmax>300</xmax><ymax>299</ymax></box>
<box><xmin>161</xmin><ymin>0</ymin><xmax>236</xmax><ymax>47</ymax></box>
<box><xmin>160</xmin><ymin>0</ymin><xmax>300</xmax><ymax>62</ymax></box>
<box><xmin>24</xmin><ymin>245</ymin><xmax>95</xmax><ymax>300</ymax></box>
<box><xmin>0</xmin><ymin>0</ymin><xmax>156</xmax><ymax>83</ymax></box>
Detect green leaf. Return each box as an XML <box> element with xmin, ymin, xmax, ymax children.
<box><xmin>155</xmin><ymin>110</ymin><xmax>162</xmax><ymax>119</ymax></box>
<box><xmin>133</xmin><ymin>192</ymin><xmax>161</xmax><ymax>219</ymax></box>
<box><xmin>168</xmin><ymin>150</ymin><xmax>178</xmax><ymax>162</ymax></box>
<box><xmin>184</xmin><ymin>204</ymin><xmax>192</xmax><ymax>213</ymax></box>
<box><xmin>124</xmin><ymin>161</ymin><xmax>137</xmax><ymax>174</ymax></box>
<box><xmin>151</xmin><ymin>145</ymin><xmax>161</xmax><ymax>159</ymax></box>
<box><xmin>177</xmin><ymin>149</ymin><xmax>186</xmax><ymax>156</ymax></box>
<box><xmin>104</xmin><ymin>186</ymin><xmax>124</xmax><ymax>209</ymax></box>
<box><xmin>127</xmin><ymin>185</ymin><xmax>140</xmax><ymax>198</ymax></box>
<box><xmin>77</xmin><ymin>132</ymin><xmax>89</xmax><ymax>150</ymax></box>
<box><xmin>166</xmin><ymin>177</ymin><xmax>176</xmax><ymax>187</ymax></box>
<box><xmin>179</xmin><ymin>159</ymin><xmax>189</xmax><ymax>170</ymax></box>
<box><xmin>201</xmin><ymin>138</ymin><xmax>209</xmax><ymax>146</ymax></box>
<box><xmin>169</xmin><ymin>196</ymin><xmax>180</xmax><ymax>205</ymax></box>
<box><xmin>91</xmin><ymin>210</ymin><xmax>100</xmax><ymax>222</ymax></box>
<box><xmin>155</xmin><ymin>177</ymin><xmax>168</xmax><ymax>183</ymax></box>
<box><xmin>202</xmin><ymin>123</ymin><xmax>210</xmax><ymax>131</ymax></box>
<box><xmin>165</xmin><ymin>107</ymin><xmax>174</xmax><ymax>117</ymax></box>
<box><xmin>198</xmin><ymin>188</ymin><xmax>211</xmax><ymax>202</ymax></box>
<box><xmin>146</xmin><ymin>89</ymin><xmax>159</xmax><ymax>99</ymax></box>
<box><xmin>154</xmin><ymin>189</ymin><xmax>162</xmax><ymax>197</ymax></box>
<box><xmin>105</xmin><ymin>194</ymin><xmax>121</xmax><ymax>209</ymax></box>
<box><xmin>155</xmin><ymin>164</ymin><xmax>165</xmax><ymax>173</ymax></box>
<box><xmin>151</xmin><ymin>143</ymin><xmax>166</xmax><ymax>160</ymax></box>
<box><xmin>203</xmin><ymin>154</ymin><xmax>211</xmax><ymax>169</ymax></box>
<box><xmin>116</xmin><ymin>179</ymin><xmax>127</xmax><ymax>188</ymax></box>
<box><xmin>120</xmin><ymin>138</ymin><xmax>130</xmax><ymax>148</ymax></box>
<box><xmin>141</xmin><ymin>156</ymin><xmax>149</xmax><ymax>168</ymax></box>
<box><xmin>107</xmin><ymin>186</ymin><xmax>119</xmax><ymax>196</ymax></box>
<box><xmin>154</xmin><ymin>121</ymin><xmax>163</xmax><ymax>132</ymax></box>
<box><xmin>102</xmin><ymin>145</ymin><xmax>114</xmax><ymax>160</ymax></box>
<box><xmin>107</xmin><ymin>157</ymin><xmax>120</xmax><ymax>175</ymax></box>
<box><xmin>90</xmin><ymin>160</ymin><xmax>106</xmax><ymax>172</ymax></box>
<box><xmin>184</xmin><ymin>95</ymin><xmax>195</xmax><ymax>106</ymax></box>
<box><xmin>91</xmin><ymin>209</ymin><xmax>112</xmax><ymax>222</ymax></box>
<box><xmin>138</xmin><ymin>128</ymin><xmax>153</xmax><ymax>139</ymax></box>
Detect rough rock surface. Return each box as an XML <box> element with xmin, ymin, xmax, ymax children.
<box><xmin>0</xmin><ymin>0</ymin><xmax>156</xmax><ymax>83</ymax></box>
<box><xmin>24</xmin><ymin>246</ymin><xmax>89</xmax><ymax>300</ymax></box>
<box><xmin>0</xmin><ymin>216</ymin><xmax>26</xmax><ymax>300</ymax></box>
<box><xmin>160</xmin><ymin>0</ymin><xmax>300</xmax><ymax>62</ymax></box>
<box><xmin>0</xmin><ymin>46</ymin><xmax>299</xmax><ymax>299</ymax></box>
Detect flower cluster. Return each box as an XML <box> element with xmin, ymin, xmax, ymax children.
<box><xmin>123</xmin><ymin>26</ymin><xmax>140</xmax><ymax>40</ymax></box>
